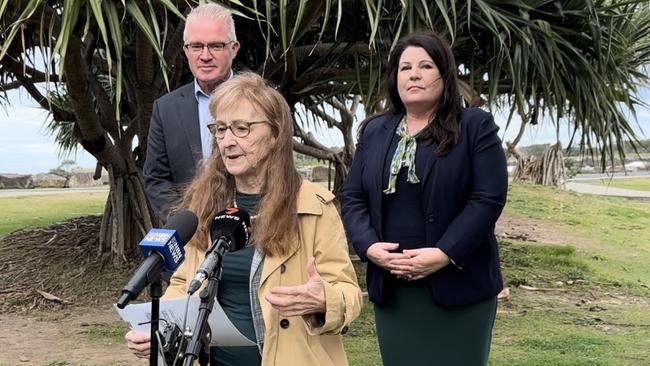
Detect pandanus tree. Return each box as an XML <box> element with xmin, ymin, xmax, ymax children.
<box><xmin>1</xmin><ymin>0</ymin><xmax>649</xmax><ymax>262</ymax></box>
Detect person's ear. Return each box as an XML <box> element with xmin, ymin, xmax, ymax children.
<box><xmin>231</xmin><ymin>41</ymin><xmax>240</xmax><ymax>57</ymax></box>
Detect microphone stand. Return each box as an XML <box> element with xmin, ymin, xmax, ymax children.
<box><xmin>150</xmin><ymin>277</ymin><xmax>162</xmax><ymax>366</ymax></box>
<box><xmin>183</xmin><ymin>265</ymin><xmax>222</xmax><ymax>366</ymax></box>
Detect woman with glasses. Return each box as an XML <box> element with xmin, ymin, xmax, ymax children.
<box><xmin>127</xmin><ymin>72</ymin><xmax>362</xmax><ymax>366</ymax></box>
<box><xmin>340</xmin><ymin>31</ymin><xmax>508</xmax><ymax>365</ymax></box>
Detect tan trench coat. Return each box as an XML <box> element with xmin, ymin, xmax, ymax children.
<box><xmin>164</xmin><ymin>180</ymin><xmax>363</xmax><ymax>366</ymax></box>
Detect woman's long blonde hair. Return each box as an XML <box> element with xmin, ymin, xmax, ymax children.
<box><xmin>177</xmin><ymin>72</ymin><xmax>301</xmax><ymax>256</ymax></box>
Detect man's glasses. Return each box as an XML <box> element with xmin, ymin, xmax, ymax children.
<box><xmin>208</xmin><ymin>120</ymin><xmax>268</xmax><ymax>139</ymax></box>
<box><xmin>184</xmin><ymin>41</ymin><xmax>233</xmax><ymax>54</ymax></box>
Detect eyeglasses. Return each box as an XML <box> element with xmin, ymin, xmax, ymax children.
<box><xmin>184</xmin><ymin>41</ymin><xmax>234</xmax><ymax>54</ymax></box>
<box><xmin>208</xmin><ymin>120</ymin><xmax>268</xmax><ymax>139</ymax></box>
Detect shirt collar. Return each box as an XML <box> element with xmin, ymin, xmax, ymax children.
<box><xmin>193</xmin><ymin>69</ymin><xmax>235</xmax><ymax>100</ymax></box>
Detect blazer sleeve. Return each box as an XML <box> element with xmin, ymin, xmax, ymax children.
<box><xmin>436</xmin><ymin>112</ymin><xmax>508</xmax><ymax>268</ymax></box>
<box><xmin>339</xmin><ymin>126</ymin><xmax>380</xmax><ymax>261</ymax></box>
<box><xmin>143</xmin><ymin>99</ymin><xmax>175</xmax><ymax>223</ymax></box>
<box><xmin>303</xmin><ymin>200</ymin><xmax>363</xmax><ymax>336</ymax></box>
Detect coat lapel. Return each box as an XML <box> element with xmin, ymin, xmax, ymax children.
<box><xmin>372</xmin><ymin>113</ymin><xmax>402</xmax><ymax>197</ymax></box>
<box><xmin>176</xmin><ymin>83</ymin><xmax>203</xmax><ymax>166</ymax></box>
<box><xmin>420</xmin><ymin>142</ymin><xmax>439</xmax><ymax>188</ymax></box>
<box><xmin>368</xmin><ymin>113</ymin><xmax>402</xmax><ymax>240</ymax></box>
<box><xmin>259</xmin><ymin>242</ymin><xmax>299</xmax><ymax>287</ymax></box>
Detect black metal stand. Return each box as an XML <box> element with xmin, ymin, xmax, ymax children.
<box><xmin>183</xmin><ymin>268</ymin><xmax>221</xmax><ymax>366</ymax></box>
<box><xmin>150</xmin><ymin>278</ymin><xmax>162</xmax><ymax>366</ymax></box>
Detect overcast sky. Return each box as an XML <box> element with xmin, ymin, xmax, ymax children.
<box><xmin>1</xmin><ymin>87</ymin><xmax>648</xmax><ymax>174</ymax></box>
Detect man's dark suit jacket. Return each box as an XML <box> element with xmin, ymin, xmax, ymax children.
<box><xmin>339</xmin><ymin>108</ymin><xmax>508</xmax><ymax>307</ymax></box>
<box><xmin>144</xmin><ymin>82</ymin><xmax>203</xmax><ymax>222</ymax></box>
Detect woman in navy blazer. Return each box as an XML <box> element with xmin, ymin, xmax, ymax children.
<box><xmin>340</xmin><ymin>31</ymin><xmax>508</xmax><ymax>365</ymax></box>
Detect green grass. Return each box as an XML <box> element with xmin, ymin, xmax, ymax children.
<box><xmin>581</xmin><ymin>177</ymin><xmax>650</xmax><ymax>192</ymax></box>
<box><xmin>505</xmin><ymin>183</ymin><xmax>650</xmax><ymax>290</ymax></box>
<box><xmin>491</xmin><ymin>304</ymin><xmax>650</xmax><ymax>366</ymax></box>
<box><xmin>489</xmin><ymin>183</ymin><xmax>650</xmax><ymax>365</ymax></box>
<box><xmin>0</xmin><ymin>193</ymin><xmax>107</xmax><ymax>237</ymax></box>
<box><xmin>345</xmin><ymin>302</ymin><xmax>381</xmax><ymax>366</ymax></box>
<box><xmin>81</xmin><ymin>323</ymin><xmax>129</xmax><ymax>345</ymax></box>
<box><xmin>500</xmin><ymin>240</ymin><xmax>590</xmax><ymax>287</ymax></box>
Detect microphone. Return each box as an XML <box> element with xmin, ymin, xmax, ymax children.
<box><xmin>116</xmin><ymin>210</ymin><xmax>198</xmax><ymax>308</ymax></box>
<box><xmin>186</xmin><ymin>208</ymin><xmax>251</xmax><ymax>295</ymax></box>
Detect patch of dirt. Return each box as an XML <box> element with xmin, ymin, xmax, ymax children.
<box><xmin>496</xmin><ymin>213</ymin><xmax>595</xmax><ymax>249</ymax></box>
<box><xmin>0</xmin><ymin>216</ymin><xmax>144</xmax><ymax>365</ymax></box>
<box><xmin>0</xmin><ymin>305</ymin><xmax>146</xmax><ymax>365</ymax></box>
<box><xmin>498</xmin><ymin>285</ymin><xmax>650</xmax><ymax>334</ymax></box>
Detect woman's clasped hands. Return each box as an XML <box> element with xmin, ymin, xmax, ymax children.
<box><xmin>366</xmin><ymin>242</ymin><xmax>451</xmax><ymax>281</ymax></box>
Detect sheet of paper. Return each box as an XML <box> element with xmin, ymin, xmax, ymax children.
<box><xmin>114</xmin><ymin>297</ymin><xmax>256</xmax><ymax>347</ymax></box>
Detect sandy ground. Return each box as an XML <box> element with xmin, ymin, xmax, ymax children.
<box><xmin>0</xmin><ymin>304</ymin><xmax>145</xmax><ymax>366</ymax></box>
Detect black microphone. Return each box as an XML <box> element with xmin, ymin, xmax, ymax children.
<box><xmin>186</xmin><ymin>208</ymin><xmax>251</xmax><ymax>295</ymax></box>
<box><xmin>117</xmin><ymin>210</ymin><xmax>198</xmax><ymax>308</ymax></box>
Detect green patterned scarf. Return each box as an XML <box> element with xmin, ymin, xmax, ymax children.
<box><xmin>383</xmin><ymin>116</ymin><xmax>420</xmax><ymax>194</ymax></box>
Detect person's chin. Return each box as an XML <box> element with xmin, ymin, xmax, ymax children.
<box><xmin>404</xmin><ymin>96</ymin><xmax>435</xmax><ymax>104</ymax></box>
<box><xmin>225</xmin><ymin>164</ymin><xmax>243</xmax><ymax>176</ymax></box>
<box><xmin>197</xmin><ymin>72</ymin><xmax>223</xmax><ymax>83</ymax></box>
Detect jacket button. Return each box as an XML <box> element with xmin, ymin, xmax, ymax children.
<box><xmin>427</xmin><ymin>215</ymin><xmax>435</xmax><ymax>223</ymax></box>
<box><xmin>280</xmin><ymin>319</ymin><xmax>290</xmax><ymax>329</ymax></box>
<box><xmin>280</xmin><ymin>264</ymin><xmax>286</xmax><ymax>273</ymax></box>
<box><xmin>341</xmin><ymin>326</ymin><xmax>349</xmax><ymax>335</ymax></box>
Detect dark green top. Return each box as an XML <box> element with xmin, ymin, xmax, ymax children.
<box><xmin>211</xmin><ymin>192</ymin><xmax>261</xmax><ymax>366</ymax></box>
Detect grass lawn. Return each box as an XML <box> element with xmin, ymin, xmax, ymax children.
<box><xmin>506</xmin><ymin>183</ymin><xmax>650</xmax><ymax>289</ymax></box>
<box><xmin>491</xmin><ymin>183</ymin><xmax>650</xmax><ymax>365</ymax></box>
<box><xmin>580</xmin><ymin>177</ymin><xmax>650</xmax><ymax>192</ymax></box>
<box><xmin>0</xmin><ymin>192</ymin><xmax>107</xmax><ymax>237</ymax></box>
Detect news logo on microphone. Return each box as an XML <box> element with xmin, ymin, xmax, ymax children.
<box><xmin>213</xmin><ymin>207</ymin><xmax>251</xmax><ymax>246</ymax></box>
<box><xmin>139</xmin><ymin>229</ymin><xmax>185</xmax><ymax>272</ymax></box>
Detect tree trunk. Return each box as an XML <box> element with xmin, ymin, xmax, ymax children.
<box><xmin>513</xmin><ymin>142</ymin><xmax>566</xmax><ymax>187</ymax></box>
<box><xmin>98</xmin><ymin>160</ymin><xmax>154</xmax><ymax>265</ymax></box>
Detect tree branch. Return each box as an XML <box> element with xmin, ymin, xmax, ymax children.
<box><xmin>307</xmin><ymin>104</ymin><xmax>341</xmax><ymax>129</ymax></box>
<box><xmin>83</xmin><ymin>39</ymin><xmax>119</xmax><ymax>138</ymax></box>
<box><xmin>293</xmin><ymin>121</ymin><xmax>339</xmax><ymax>155</ymax></box>
<box><xmin>4</xmin><ymin>57</ymin><xmax>75</xmax><ymax>121</ymax></box>
<box><xmin>0</xmin><ymin>80</ymin><xmax>24</xmax><ymax>91</ymax></box>
<box><xmin>293</xmin><ymin>140</ymin><xmax>337</xmax><ymax>161</ymax></box>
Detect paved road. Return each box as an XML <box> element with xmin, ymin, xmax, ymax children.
<box><xmin>0</xmin><ymin>187</ymin><xmax>109</xmax><ymax>198</ymax></box>
<box><xmin>570</xmin><ymin>172</ymin><xmax>650</xmax><ymax>181</ymax></box>
<box><xmin>2</xmin><ymin>175</ymin><xmax>649</xmax><ymax>199</ymax></box>
<box><xmin>565</xmin><ymin>180</ymin><xmax>650</xmax><ymax>199</ymax></box>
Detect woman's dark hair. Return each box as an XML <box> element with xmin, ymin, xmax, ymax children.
<box><xmin>384</xmin><ymin>31</ymin><xmax>463</xmax><ymax>155</ymax></box>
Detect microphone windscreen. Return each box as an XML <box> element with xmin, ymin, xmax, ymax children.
<box><xmin>210</xmin><ymin>208</ymin><xmax>251</xmax><ymax>251</ymax></box>
<box><xmin>165</xmin><ymin>209</ymin><xmax>199</xmax><ymax>244</ymax></box>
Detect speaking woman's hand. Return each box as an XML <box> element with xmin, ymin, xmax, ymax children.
<box><xmin>365</xmin><ymin>242</ymin><xmax>410</xmax><ymax>271</ymax></box>
<box><xmin>125</xmin><ymin>330</ymin><xmax>151</xmax><ymax>358</ymax></box>
<box><xmin>266</xmin><ymin>257</ymin><xmax>326</xmax><ymax>317</ymax></box>
<box><xmin>390</xmin><ymin>248</ymin><xmax>451</xmax><ymax>280</ymax></box>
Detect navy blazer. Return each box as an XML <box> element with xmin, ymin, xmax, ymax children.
<box><xmin>339</xmin><ymin>108</ymin><xmax>508</xmax><ymax>306</ymax></box>
<box><xmin>144</xmin><ymin>82</ymin><xmax>203</xmax><ymax>222</ymax></box>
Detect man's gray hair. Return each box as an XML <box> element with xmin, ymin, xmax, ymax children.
<box><xmin>183</xmin><ymin>3</ymin><xmax>237</xmax><ymax>42</ymax></box>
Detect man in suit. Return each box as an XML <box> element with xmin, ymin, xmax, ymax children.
<box><xmin>144</xmin><ymin>3</ymin><xmax>240</xmax><ymax>222</ymax></box>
